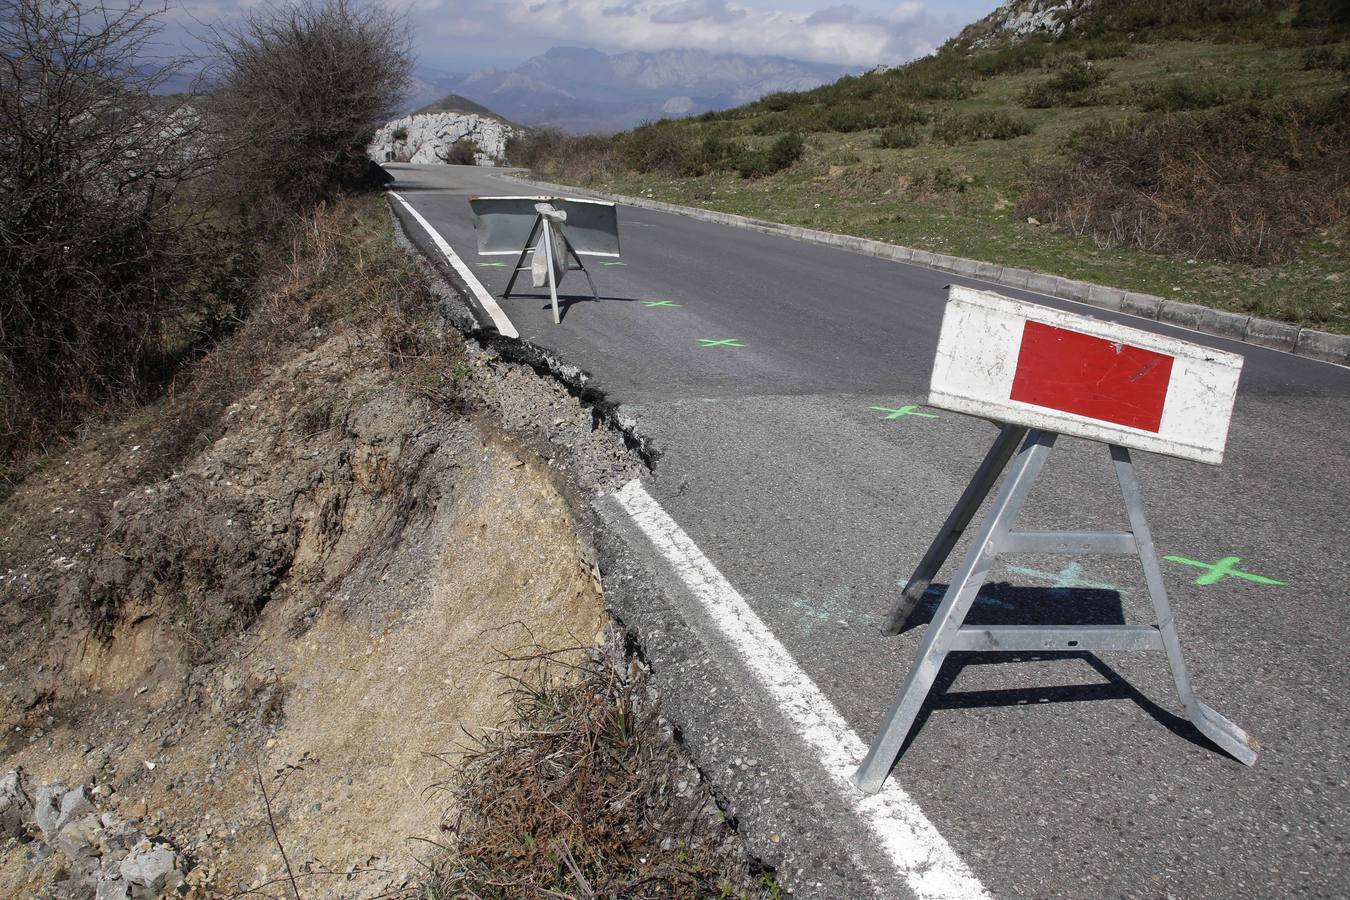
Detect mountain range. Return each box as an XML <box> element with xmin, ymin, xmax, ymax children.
<box><xmin>414</xmin><ymin>46</ymin><xmax>859</xmax><ymax>134</ymax></box>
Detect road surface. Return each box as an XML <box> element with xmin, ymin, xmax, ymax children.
<box><xmin>387</xmin><ymin>163</ymin><xmax>1350</xmax><ymax>899</ymax></box>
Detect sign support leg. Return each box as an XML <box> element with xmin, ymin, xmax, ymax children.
<box><xmin>854</xmin><ymin>431</ymin><xmax>1259</xmax><ymax>795</ymax></box>
<box><xmin>885</xmin><ymin>424</ymin><xmax>1027</xmax><ymax>635</ymax></box>
<box><xmin>1110</xmin><ymin>445</ymin><xmax>1260</xmax><ymax>766</ymax></box>
<box><xmin>501</xmin><ymin>215</ymin><xmax>542</xmax><ymax>301</ymax></box>
<box><xmin>853</xmin><ymin>430</ymin><xmax>1057</xmax><ymax>794</ymax></box>
<box><xmin>560</xmin><ymin>233</ymin><xmax>600</xmax><ymax>301</ymax></box>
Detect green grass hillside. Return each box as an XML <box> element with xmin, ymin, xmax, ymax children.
<box><xmin>512</xmin><ymin>0</ymin><xmax>1350</xmax><ymax>333</ymax></box>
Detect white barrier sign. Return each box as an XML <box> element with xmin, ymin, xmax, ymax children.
<box><xmin>929</xmin><ymin>285</ymin><xmax>1244</xmax><ymax>464</ymax></box>
<box><xmin>470</xmin><ymin>195</ymin><xmax>620</xmax><ymax>258</ymax></box>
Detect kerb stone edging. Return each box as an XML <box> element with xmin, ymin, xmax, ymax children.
<box><xmin>515</xmin><ymin>176</ymin><xmax>1349</xmax><ymax>367</ymax></box>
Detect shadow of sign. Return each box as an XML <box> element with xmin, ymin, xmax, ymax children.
<box><xmin>897</xmin><ymin>581</ymin><xmax>1214</xmax><ymax>757</ymax></box>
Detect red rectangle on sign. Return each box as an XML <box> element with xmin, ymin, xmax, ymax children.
<box><xmin>1009</xmin><ymin>321</ymin><xmax>1174</xmax><ymax>432</ymax></box>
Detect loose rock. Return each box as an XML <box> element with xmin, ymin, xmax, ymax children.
<box><xmin>0</xmin><ymin>769</ymin><xmax>35</xmax><ymax>838</ymax></box>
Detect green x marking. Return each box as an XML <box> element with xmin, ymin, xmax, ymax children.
<box><xmin>642</xmin><ymin>300</ymin><xmax>681</xmax><ymax>308</ymax></box>
<box><xmin>601</xmin><ymin>261</ymin><xmax>626</xmax><ymax>267</ymax></box>
<box><xmin>870</xmin><ymin>405</ymin><xmax>938</xmax><ymax>420</ymax></box>
<box><xmin>1164</xmin><ymin>555</ymin><xmax>1284</xmax><ymax>586</ymax></box>
<box><xmin>477</xmin><ymin>261</ymin><xmax>507</xmax><ymax>267</ymax></box>
<box><xmin>698</xmin><ymin>338</ymin><xmax>743</xmax><ymax>347</ymax></box>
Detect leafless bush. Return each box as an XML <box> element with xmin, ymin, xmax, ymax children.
<box><xmin>0</xmin><ymin>0</ymin><xmax>229</xmax><ymax>474</ymax></box>
<box><xmin>1018</xmin><ymin>94</ymin><xmax>1350</xmax><ymax>263</ymax></box>
<box><xmin>207</xmin><ymin>0</ymin><xmax>411</xmax><ymax>221</ymax></box>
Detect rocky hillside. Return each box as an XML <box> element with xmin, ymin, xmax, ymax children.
<box><xmin>369</xmin><ymin>105</ymin><xmax>515</xmax><ymax>166</ymax></box>
<box><xmin>960</xmin><ymin>0</ymin><xmax>1080</xmax><ymax>45</ymax></box>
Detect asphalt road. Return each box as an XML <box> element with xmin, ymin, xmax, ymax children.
<box><xmin>388</xmin><ymin>164</ymin><xmax>1350</xmax><ymax>899</ymax></box>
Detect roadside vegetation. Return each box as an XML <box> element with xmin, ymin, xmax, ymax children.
<box><xmin>510</xmin><ymin>0</ymin><xmax>1350</xmax><ymax>333</ymax></box>
<box><xmin>0</xmin><ymin>0</ymin><xmax>408</xmax><ymax>489</ymax></box>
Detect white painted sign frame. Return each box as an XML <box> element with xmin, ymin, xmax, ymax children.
<box><xmin>929</xmin><ymin>285</ymin><xmax>1244</xmax><ymax>464</ymax></box>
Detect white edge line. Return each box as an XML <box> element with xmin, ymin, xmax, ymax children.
<box><xmin>388</xmin><ymin>190</ymin><xmax>519</xmax><ymax>339</ymax></box>
<box><xmin>612</xmin><ymin>479</ymin><xmax>991</xmax><ymax>900</ymax></box>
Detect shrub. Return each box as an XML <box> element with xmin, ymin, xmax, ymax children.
<box><xmin>825</xmin><ymin>102</ymin><xmax>885</xmax><ymax>132</ymax></box>
<box><xmin>440</xmin><ymin>139</ymin><xmax>480</xmax><ymax>165</ymax></box>
<box><xmin>208</xmin><ymin>0</ymin><xmax>412</xmax><ymax>220</ymax></box>
<box><xmin>0</xmin><ymin>0</ymin><xmax>240</xmax><ymax>471</ymax></box>
<box><xmin>391</xmin><ymin>125</ymin><xmax>408</xmax><ymax>141</ymax></box>
<box><xmin>877</xmin><ymin>125</ymin><xmax>922</xmax><ymax>149</ymax></box>
<box><xmin>623</xmin><ymin>120</ymin><xmax>701</xmax><ymax>174</ymax></box>
<box><xmin>880</xmin><ymin>59</ymin><xmax>976</xmax><ymax>101</ymax></box>
<box><xmin>1303</xmin><ymin>45</ymin><xmax>1350</xmax><ymax>70</ymax></box>
<box><xmin>1021</xmin><ymin>61</ymin><xmax>1108</xmax><ymax>108</ymax></box>
<box><xmin>884</xmin><ymin>104</ymin><xmax>931</xmax><ymax>126</ymax></box>
<box><xmin>922</xmin><ymin>166</ymin><xmax>969</xmax><ymax>194</ymax></box>
<box><xmin>1291</xmin><ymin>0</ymin><xmax>1350</xmax><ymax>28</ymax></box>
<box><xmin>506</xmin><ymin>129</ymin><xmax>620</xmax><ymax>181</ymax></box>
<box><xmin>735</xmin><ymin>133</ymin><xmax>804</xmax><ymax>178</ymax></box>
<box><xmin>699</xmin><ymin>135</ymin><xmax>746</xmax><ymax>172</ymax></box>
<box><xmin>1070</xmin><ymin>0</ymin><xmax>1289</xmax><ymax>38</ymax></box>
<box><xmin>1083</xmin><ymin>38</ymin><xmax>1133</xmax><ymax>60</ymax></box>
<box><xmin>750</xmin><ymin>113</ymin><xmax>787</xmax><ymax>135</ymax></box>
<box><xmin>1018</xmin><ymin>93</ymin><xmax>1350</xmax><ymax>263</ymax></box>
<box><xmin>933</xmin><ymin>111</ymin><xmax>1034</xmax><ymax>144</ymax></box>
<box><xmin>970</xmin><ymin>38</ymin><xmax>1053</xmax><ymax>77</ymax></box>
<box><xmin>760</xmin><ymin>91</ymin><xmax>802</xmax><ymax>112</ymax></box>
<box><xmin>1133</xmin><ymin>77</ymin><xmax>1238</xmax><ymax>111</ymax></box>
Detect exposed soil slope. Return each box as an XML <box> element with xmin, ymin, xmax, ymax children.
<box><xmin>0</xmin><ymin>197</ymin><xmax>643</xmax><ymax>897</ymax></box>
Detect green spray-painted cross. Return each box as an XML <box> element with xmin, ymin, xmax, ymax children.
<box><xmin>642</xmin><ymin>300</ymin><xmax>681</xmax><ymax>308</ymax></box>
<box><xmin>1164</xmin><ymin>555</ymin><xmax>1284</xmax><ymax>586</ymax></box>
<box><xmin>870</xmin><ymin>405</ymin><xmax>938</xmax><ymax>420</ymax></box>
<box><xmin>477</xmin><ymin>261</ymin><xmax>507</xmax><ymax>267</ymax></box>
<box><xmin>698</xmin><ymin>338</ymin><xmax>743</xmax><ymax>348</ymax></box>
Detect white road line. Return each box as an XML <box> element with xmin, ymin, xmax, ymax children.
<box><xmin>388</xmin><ymin>190</ymin><xmax>519</xmax><ymax>339</ymax></box>
<box><xmin>612</xmin><ymin>479</ymin><xmax>991</xmax><ymax>900</ymax></box>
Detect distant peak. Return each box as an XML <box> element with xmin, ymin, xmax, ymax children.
<box><xmin>542</xmin><ymin>46</ymin><xmax>608</xmax><ymax>60</ymax></box>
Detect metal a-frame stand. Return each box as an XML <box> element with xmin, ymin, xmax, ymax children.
<box><xmin>500</xmin><ymin>213</ymin><xmax>600</xmax><ymax>324</ymax></box>
<box><xmin>852</xmin><ymin>425</ymin><xmax>1259</xmax><ymax>795</ymax></box>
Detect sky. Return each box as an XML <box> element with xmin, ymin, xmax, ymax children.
<box><xmin>164</xmin><ymin>0</ymin><xmax>1005</xmax><ymax>74</ymax></box>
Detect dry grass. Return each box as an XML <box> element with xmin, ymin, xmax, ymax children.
<box><xmin>425</xmin><ymin>645</ymin><xmax>773</xmax><ymax>899</ymax></box>
<box><xmin>128</xmin><ymin>193</ymin><xmax>466</xmax><ymax>481</ymax></box>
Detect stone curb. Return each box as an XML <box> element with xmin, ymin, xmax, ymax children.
<box><xmin>515</xmin><ymin>176</ymin><xmax>1349</xmax><ymax>367</ymax></box>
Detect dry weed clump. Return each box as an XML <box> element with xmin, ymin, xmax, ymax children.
<box><xmin>429</xmin><ymin>648</ymin><xmax>772</xmax><ymax>899</ymax></box>
<box><xmin>1018</xmin><ymin>92</ymin><xmax>1350</xmax><ymax>263</ymax></box>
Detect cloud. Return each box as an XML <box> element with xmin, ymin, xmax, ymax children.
<box><xmin>805</xmin><ymin>5</ymin><xmax>861</xmax><ymax>25</ymax></box>
<box><xmin>650</xmin><ymin>0</ymin><xmax>747</xmax><ymax>25</ymax></box>
<box><xmin>155</xmin><ymin>0</ymin><xmax>967</xmax><ymax>70</ymax></box>
<box><xmin>475</xmin><ymin>0</ymin><xmax>960</xmax><ymax>66</ymax></box>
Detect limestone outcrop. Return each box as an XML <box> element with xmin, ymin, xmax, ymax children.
<box><xmin>369</xmin><ymin>112</ymin><xmax>516</xmax><ymax>166</ymax></box>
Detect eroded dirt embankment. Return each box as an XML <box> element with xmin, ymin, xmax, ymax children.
<box><xmin>0</xmin><ymin>196</ymin><xmax>656</xmax><ymax>897</ymax></box>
